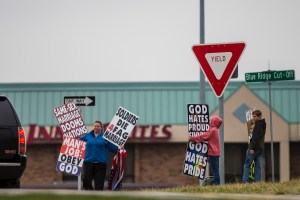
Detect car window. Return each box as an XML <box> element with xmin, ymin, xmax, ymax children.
<box><xmin>0</xmin><ymin>97</ymin><xmax>18</xmax><ymax>126</ymax></box>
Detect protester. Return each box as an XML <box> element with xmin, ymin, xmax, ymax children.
<box><xmin>242</xmin><ymin>110</ymin><xmax>266</xmax><ymax>183</ymax></box>
<box><xmin>188</xmin><ymin>116</ymin><xmax>223</xmax><ymax>185</ymax></box>
<box><xmin>79</xmin><ymin>120</ymin><xmax>119</xmax><ymax>190</ymax></box>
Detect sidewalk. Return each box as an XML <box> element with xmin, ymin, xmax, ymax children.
<box><xmin>21</xmin><ymin>181</ymin><xmax>177</xmax><ymax>190</ymax></box>
<box><xmin>1</xmin><ymin>189</ymin><xmax>300</xmax><ymax>200</ymax></box>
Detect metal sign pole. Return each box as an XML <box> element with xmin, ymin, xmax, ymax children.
<box><xmin>268</xmin><ymin>82</ymin><xmax>275</xmax><ymax>182</ymax></box>
<box><xmin>199</xmin><ymin>0</ymin><xmax>205</xmax><ymax>186</ymax></box>
<box><xmin>219</xmin><ymin>95</ymin><xmax>224</xmax><ymax>185</ymax></box>
<box><xmin>78</xmin><ymin>106</ymin><xmax>82</xmax><ymax>191</ymax></box>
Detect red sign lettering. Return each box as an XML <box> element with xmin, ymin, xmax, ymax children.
<box><xmin>26</xmin><ymin>124</ymin><xmax>172</xmax><ymax>144</ymax></box>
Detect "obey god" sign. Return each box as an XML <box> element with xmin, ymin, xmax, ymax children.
<box><xmin>56</xmin><ymin>136</ymin><xmax>86</xmax><ymax>176</ymax></box>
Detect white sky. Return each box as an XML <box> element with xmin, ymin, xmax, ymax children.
<box><xmin>0</xmin><ymin>0</ymin><xmax>299</xmax><ymax>83</ymax></box>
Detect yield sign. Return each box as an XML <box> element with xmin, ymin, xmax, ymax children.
<box><xmin>192</xmin><ymin>42</ymin><xmax>246</xmax><ymax>97</ymax></box>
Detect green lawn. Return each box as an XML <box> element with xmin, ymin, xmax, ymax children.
<box><xmin>1</xmin><ymin>179</ymin><xmax>300</xmax><ymax>200</ymax></box>
<box><xmin>159</xmin><ymin>178</ymin><xmax>300</xmax><ymax>195</ymax></box>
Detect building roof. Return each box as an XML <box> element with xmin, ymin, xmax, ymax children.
<box><xmin>0</xmin><ymin>81</ymin><xmax>299</xmax><ymax>125</ymax></box>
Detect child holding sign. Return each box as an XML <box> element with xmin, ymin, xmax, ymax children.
<box><xmin>188</xmin><ymin>116</ymin><xmax>223</xmax><ymax>185</ymax></box>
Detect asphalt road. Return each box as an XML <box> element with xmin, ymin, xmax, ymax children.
<box><xmin>0</xmin><ymin>189</ymin><xmax>300</xmax><ymax>200</ymax></box>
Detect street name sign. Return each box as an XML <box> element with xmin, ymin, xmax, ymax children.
<box><xmin>245</xmin><ymin>70</ymin><xmax>295</xmax><ymax>83</ymax></box>
<box><xmin>192</xmin><ymin>42</ymin><xmax>246</xmax><ymax>97</ymax></box>
<box><xmin>64</xmin><ymin>96</ymin><xmax>95</xmax><ymax>106</ymax></box>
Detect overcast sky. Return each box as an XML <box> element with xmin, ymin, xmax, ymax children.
<box><xmin>0</xmin><ymin>0</ymin><xmax>299</xmax><ymax>83</ymax></box>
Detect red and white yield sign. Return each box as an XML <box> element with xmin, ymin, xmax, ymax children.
<box><xmin>192</xmin><ymin>42</ymin><xmax>246</xmax><ymax>97</ymax></box>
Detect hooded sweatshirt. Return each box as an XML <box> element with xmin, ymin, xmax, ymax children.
<box><xmin>190</xmin><ymin>116</ymin><xmax>223</xmax><ymax>156</ymax></box>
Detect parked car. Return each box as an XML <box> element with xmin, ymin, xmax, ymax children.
<box><xmin>0</xmin><ymin>95</ymin><xmax>27</xmax><ymax>188</ymax></box>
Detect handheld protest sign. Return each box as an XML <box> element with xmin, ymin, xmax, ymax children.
<box><xmin>183</xmin><ymin>104</ymin><xmax>210</xmax><ymax>179</ymax></box>
<box><xmin>56</xmin><ymin>136</ymin><xmax>86</xmax><ymax>176</ymax></box>
<box><xmin>245</xmin><ymin>107</ymin><xmax>256</xmax><ymax>141</ymax></box>
<box><xmin>53</xmin><ymin>102</ymin><xmax>88</xmax><ymax>178</ymax></box>
<box><xmin>183</xmin><ymin>141</ymin><xmax>208</xmax><ymax>179</ymax></box>
<box><xmin>103</xmin><ymin>107</ymin><xmax>139</xmax><ymax>147</ymax></box>
<box><xmin>53</xmin><ymin>102</ymin><xmax>87</xmax><ymax>138</ymax></box>
<box><xmin>187</xmin><ymin>104</ymin><xmax>210</xmax><ymax>137</ymax></box>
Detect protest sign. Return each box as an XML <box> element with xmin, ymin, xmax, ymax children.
<box><xmin>103</xmin><ymin>107</ymin><xmax>139</xmax><ymax>147</ymax></box>
<box><xmin>53</xmin><ymin>102</ymin><xmax>87</xmax><ymax>138</ymax></box>
<box><xmin>187</xmin><ymin>104</ymin><xmax>210</xmax><ymax>137</ymax></box>
<box><xmin>56</xmin><ymin>136</ymin><xmax>86</xmax><ymax>176</ymax></box>
<box><xmin>245</xmin><ymin>107</ymin><xmax>256</xmax><ymax>181</ymax></box>
<box><xmin>245</xmin><ymin>107</ymin><xmax>256</xmax><ymax>140</ymax></box>
<box><xmin>183</xmin><ymin>104</ymin><xmax>210</xmax><ymax>179</ymax></box>
<box><xmin>183</xmin><ymin>141</ymin><xmax>208</xmax><ymax>179</ymax></box>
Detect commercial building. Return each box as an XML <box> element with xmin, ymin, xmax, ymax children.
<box><xmin>0</xmin><ymin>81</ymin><xmax>299</xmax><ymax>187</ymax></box>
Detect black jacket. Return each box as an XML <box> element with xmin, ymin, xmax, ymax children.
<box><xmin>249</xmin><ymin>118</ymin><xmax>266</xmax><ymax>152</ymax></box>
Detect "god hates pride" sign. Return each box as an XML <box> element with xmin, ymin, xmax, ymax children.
<box><xmin>53</xmin><ymin>103</ymin><xmax>87</xmax><ymax>138</ymax></box>
<box><xmin>103</xmin><ymin>107</ymin><xmax>139</xmax><ymax>147</ymax></box>
<box><xmin>183</xmin><ymin>141</ymin><xmax>208</xmax><ymax>179</ymax></box>
<box><xmin>56</xmin><ymin>136</ymin><xmax>86</xmax><ymax>176</ymax></box>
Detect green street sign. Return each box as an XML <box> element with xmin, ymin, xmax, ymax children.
<box><xmin>245</xmin><ymin>70</ymin><xmax>295</xmax><ymax>83</ymax></box>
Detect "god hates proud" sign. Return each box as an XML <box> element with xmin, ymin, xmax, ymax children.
<box><xmin>103</xmin><ymin>107</ymin><xmax>139</xmax><ymax>147</ymax></box>
<box><xmin>187</xmin><ymin>104</ymin><xmax>210</xmax><ymax>137</ymax></box>
<box><xmin>56</xmin><ymin>136</ymin><xmax>86</xmax><ymax>176</ymax></box>
<box><xmin>53</xmin><ymin>103</ymin><xmax>87</xmax><ymax>138</ymax></box>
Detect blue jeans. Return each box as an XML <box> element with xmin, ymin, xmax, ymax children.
<box><xmin>242</xmin><ymin>149</ymin><xmax>263</xmax><ymax>182</ymax></box>
<box><xmin>209</xmin><ymin>156</ymin><xmax>220</xmax><ymax>185</ymax></box>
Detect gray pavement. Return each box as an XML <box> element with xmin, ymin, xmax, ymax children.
<box><xmin>0</xmin><ymin>189</ymin><xmax>300</xmax><ymax>200</ymax></box>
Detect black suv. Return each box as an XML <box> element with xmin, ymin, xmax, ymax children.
<box><xmin>0</xmin><ymin>95</ymin><xmax>27</xmax><ymax>188</ymax></box>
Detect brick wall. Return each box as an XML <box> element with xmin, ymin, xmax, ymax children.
<box><xmin>21</xmin><ymin>144</ymin><xmax>62</xmax><ymax>184</ymax></box>
<box><xmin>134</xmin><ymin>143</ymin><xmax>199</xmax><ymax>186</ymax></box>
<box><xmin>20</xmin><ymin>141</ymin><xmax>300</xmax><ymax>186</ymax></box>
<box><xmin>21</xmin><ymin>143</ymin><xmax>203</xmax><ymax>186</ymax></box>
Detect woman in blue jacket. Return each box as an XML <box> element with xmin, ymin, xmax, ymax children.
<box><xmin>79</xmin><ymin>120</ymin><xmax>118</xmax><ymax>190</ymax></box>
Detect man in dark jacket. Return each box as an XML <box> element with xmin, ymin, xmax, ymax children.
<box><xmin>242</xmin><ymin>110</ymin><xmax>266</xmax><ymax>183</ymax></box>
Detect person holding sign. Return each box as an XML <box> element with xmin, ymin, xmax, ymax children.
<box><xmin>242</xmin><ymin>110</ymin><xmax>266</xmax><ymax>183</ymax></box>
<box><xmin>79</xmin><ymin>120</ymin><xmax>121</xmax><ymax>190</ymax></box>
<box><xmin>188</xmin><ymin>116</ymin><xmax>223</xmax><ymax>185</ymax></box>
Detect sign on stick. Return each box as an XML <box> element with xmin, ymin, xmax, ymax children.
<box><xmin>53</xmin><ymin>102</ymin><xmax>88</xmax><ymax>138</ymax></box>
<box><xmin>56</xmin><ymin>136</ymin><xmax>86</xmax><ymax>176</ymax></box>
<box><xmin>192</xmin><ymin>42</ymin><xmax>246</xmax><ymax>97</ymax></box>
